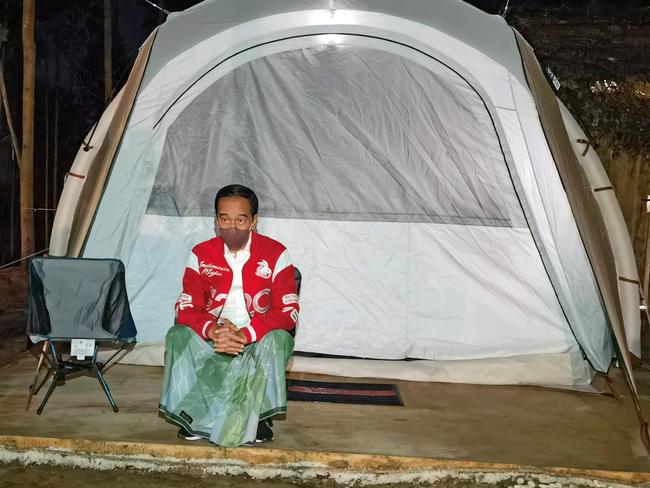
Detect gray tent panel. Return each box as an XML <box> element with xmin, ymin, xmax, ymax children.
<box><xmin>148</xmin><ymin>44</ymin><xmax>525</xmax><ymax>227</ymax></box>
<box><xmin>146</xmin><ymin>0</ymin><xmax>524</xmax><ymax>90</ymax></box>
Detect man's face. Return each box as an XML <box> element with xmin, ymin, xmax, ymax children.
<box><xmin>215</xmin><ymin>196</ymin><xmax>258</xmax><ymax>230</ymax></box>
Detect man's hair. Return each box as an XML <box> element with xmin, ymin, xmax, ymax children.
<box><xmin>214</xmin><ymin>184</ymin><xmax>259</xmax><ymax>216</ymax></box>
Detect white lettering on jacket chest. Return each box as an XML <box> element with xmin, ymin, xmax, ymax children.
<box><xmin>199</xmin><ymin>261</ymin><xmax>230</xmax><ymax>278</ymax></box>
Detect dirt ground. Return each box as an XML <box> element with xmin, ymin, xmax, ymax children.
<box><xmin>0</xmin><ymin>268</ymin><xmax>27</xmax><ymax>314</ymax></box>
<box><xmin>0</xmin><ymin>462</ymin><xmax>307</xmax><ymax>488</ymax></box>
<box><xmin>0</xmin><ymin>462</ymin><xmax>618</xmax><ymax>488</ymax></box>
<box><xmin>0</xmin><ymin>268</ymin><xmax>28</xmax><ymax>368</ymax></box>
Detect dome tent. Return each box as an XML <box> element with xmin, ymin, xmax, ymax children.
<box><xmin>50</xmin><ymin>0</ymin><xmax>642</xmax><ymax>393</ymax></box>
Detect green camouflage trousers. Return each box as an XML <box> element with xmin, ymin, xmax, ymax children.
<box><xmin>159</xmin><ymin>325</ymin><xmax>294</xmax><ymax>447</ymax></box>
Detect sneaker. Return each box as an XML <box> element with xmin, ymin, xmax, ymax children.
<box><xmin>177</xmin><ymin>426</ymin><xmax>202</xmax><ymax>441</ymax></box>
<box><xmin>256</xmin><ymin>419</ymin><xmax>273</xmax><ymax>442</ymax></box>
<box><xmin>243</xmin><ymin>419</ymin><xmax>274</xmax><ymax>446</ymax></box>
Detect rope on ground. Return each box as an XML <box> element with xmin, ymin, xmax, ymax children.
<box><xmin>0</xmin><ymin>248</ymin><xmax>49</xmax><ymax>269</ymax></box>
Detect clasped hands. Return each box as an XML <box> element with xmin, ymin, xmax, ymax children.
<box><xmin>207</xmin><ymin>318</ymin><xmax>248</xmax><ymax>355</ymax></box>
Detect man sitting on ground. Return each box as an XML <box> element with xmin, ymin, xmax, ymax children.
<box><xmin>159</xmin><ymin>184</ymin><xmax>299</xmax><ymax>447</ymax></box>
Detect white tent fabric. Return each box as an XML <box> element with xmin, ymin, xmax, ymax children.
<box><xmin>51</xmin><ymin>0</ymin><xmax>641</xmax><ymax>384</ymax></box>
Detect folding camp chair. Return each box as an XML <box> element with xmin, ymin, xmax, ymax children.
<box><xmin>25</xmin><ymin>257</ymin><xmax>137</xmax><ymax>414</ymax></box>
<box><xmin>285</xmin><ymin>266</ymin><xmax>301</xmax><ymax>339</ymax></box>
<box><xmin>294</xmin><ymin>266</ymin><xmax>302</xmax><ymax>296</ymax></box>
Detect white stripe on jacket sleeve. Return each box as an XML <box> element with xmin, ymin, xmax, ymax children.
<box><xmin>243</xmin><ymin>325</ymin><xmax>257</xmax><ymax>343</ymax></box>
<box><xmin>272</xmin><ymin>249</ymin><xmax>291</xmax><ymax>282</ymax></box>
<box><xmin>187</xmin><ymin>251</ymin><xmax>199</xmax><ymax>273</ymax></box>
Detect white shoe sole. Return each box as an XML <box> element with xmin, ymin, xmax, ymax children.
<box><xmin>177</xmin><ymin>431</ymin><xmax>202</xmax><ymax>441</ymax></box>
<box><xmin>243</xmin><ymin>437</ymin><xmax>273</xmax><ymax>447</ymax></box>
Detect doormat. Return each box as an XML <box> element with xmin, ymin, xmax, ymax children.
<box><xmin>286</xmin><ymin>379</ymin><xmax>404</xmax><ymax>406</ymax></box>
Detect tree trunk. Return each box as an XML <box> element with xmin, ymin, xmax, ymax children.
<box><xmin>21</xmin><ymin>0</ymin><xmax>36</xmax><ymax>267</ymax></box>
<box><xmin>104</xmin><ymin>0</ymin><xmax>112</xmax><ymax>104</ymax></box>
<box><xmin>53</xmin><ymin>56</ymin><xmax>59</xmax><ymax>208</ymax></box>
<box><xmin>44</xmin><ymin>71</ymin><xmax>49</xmax><ymax>246</ymax></box>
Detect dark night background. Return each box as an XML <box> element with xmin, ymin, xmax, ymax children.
<box><xmin>0</xmin><ymin>0</ymin><xmax>648</xmax><ymax>269</ymax></box>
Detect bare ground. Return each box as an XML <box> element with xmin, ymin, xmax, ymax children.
<box><xmin>0</xmin><ymin>461</ymin><xmax>615</xmax><ymax>488</ymax></box>
<box><xmin>0</xmin><ymin>462</ymin><xmax>305</xmax><ymax>488</ymax></box>
<box><xmin>0</xmin><ymin>267</ymin><xmax>28</xmax><ymax>368</ymax></box>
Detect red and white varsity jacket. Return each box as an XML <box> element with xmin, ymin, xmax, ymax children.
<box><xmin>175</xmin><ymin>232</ymin><xmax>299</xmax><ymax>343</ymax></box>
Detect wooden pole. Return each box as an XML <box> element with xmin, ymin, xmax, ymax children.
<box><xmin>21</xmin><ymin>0</ymin><xmax>36</xmax><ymax>267</ymax></box>
<box><xmin>104</xmin><ymin>0</ymin><xmax>112</xmax><ymax>104</ymax></box>
<box><xmin>53</xmin><ymin>56</ymin><xmax>59</xmax><ymax>208</ymax></box>
<box><xmin>44</xmin><ymin>72</ymin><xmax>49</xmax><ymax>245</ymax></box>
<box><xmin>10</xmin><ymin>145</ymin><xmax>16</xmax><ymax>259</ymax></box>
<box><xmin>642</xmin><ymin>195</ymin><xmax>650</xmax><ymax>305</ymax></box>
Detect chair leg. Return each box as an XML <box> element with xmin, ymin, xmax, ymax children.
<box><xmin>36</xmin><ymin>373</ymin><xmax>59</xmax><ymax>415</ymax></box>
<box><xmin>31</xmin><ymin>366</ymin><xmax>54</xmax><ymax>396</ymax></box>
<box><xmin>93</xmin><ymin>363</ymin><xmax>119</xmax><ymax>413</ymax></box>
<box><xmin>26</xmin><ymin>341</ymin><xmax>49</xmax><ymax>411</ymax></box>
<box><xmin>35</xmin><ymin>342</ymin><xmax>63</xmax><ymax>415</ymax></box>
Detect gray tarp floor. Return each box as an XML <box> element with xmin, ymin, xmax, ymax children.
<box><xmin>1</xmin><ymin>353</ymin><xmax>650</xmax><ymax>472</ymax></box>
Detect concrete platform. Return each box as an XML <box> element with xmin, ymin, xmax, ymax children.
<box><xmin>1</xmin><ymin>352</ymin><xmax>650</xmax><ymax>484</ymax></box>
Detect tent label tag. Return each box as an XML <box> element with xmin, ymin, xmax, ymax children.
<box><xmin>71</xmin><ymin>339</ymin><xmax>95</xmax><ymax>359</ymax></box>
<box><xmin>545</xmin><ymin>66</ymin><xmax>561</xmax><ymax>91</ymax></box>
